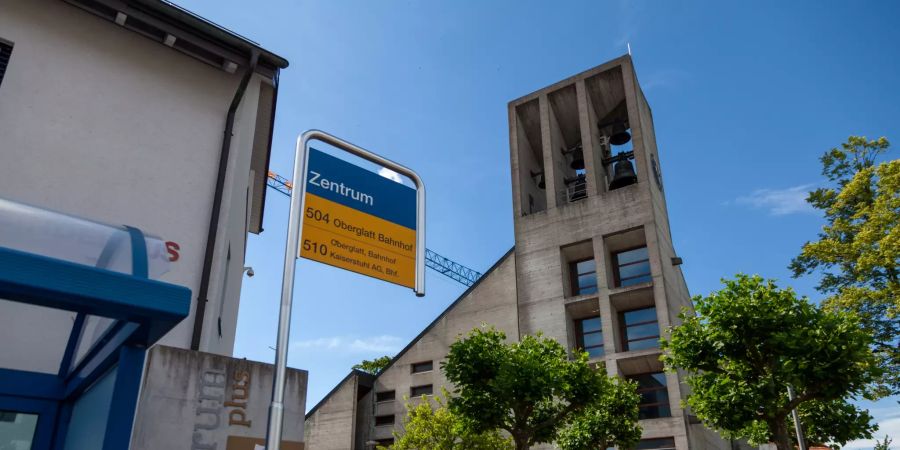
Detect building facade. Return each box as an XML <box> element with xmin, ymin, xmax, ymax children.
<box><xmin>305</xmin><ymin>56</ymin><xmax>737</xmax><ymax>450</ymax></box>
<box><xmin>0</xmin><ymin>0</ymin><xmax>286</xmax><ymax>357</ymax></box>
<box><xmin>0</xmin><ymin>2</ymin><xmax>307</xmax><ymax>449</ymax></box>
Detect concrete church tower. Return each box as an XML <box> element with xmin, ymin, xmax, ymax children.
<box><xmin>508</xmin><ymin>55</ymin><xmax>728</xmax><ymax>449</ymax></box>
<box><xmin>305</xmin><ymin>55</ymin><xmax>738</xmax><ymax>450</ymax></box>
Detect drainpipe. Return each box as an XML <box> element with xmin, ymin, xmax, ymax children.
<box><xmin>191</xmin><ymin>50</ymin><xmax>260</xmax><ymax>351</ymax></box>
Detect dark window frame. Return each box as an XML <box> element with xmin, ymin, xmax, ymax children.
<box><xmin>633</xmin><ymin>437</ymin><xmax>676</xmax><ymax>450</ymax></box>
<box><xmin>569</xmin><ymin>257</ymin><xmax>598</xmax><ymax>296</ymax></box>
<box><xmin>627</xmin><ymin>372</ymin><xmax>671</xmax><ymax>420</ymax></box>
<box><xmin>410</xmin><ymin>384</ymin><xmax>433</xmax><ymax>397</ymax></box>
<box><xmin>574</xmin><ymin>316</ymin><xmax>604</xmax><ymax>358</ymax></box>
<box><xmin>612</xmin><ymin>245</ymin><xmax>652</xmax><ymax>288</ymax></box>
<box><xmin>411</xmin><ymin>361</ymin><xmax>433</xmax><ymax>374</ymax></box>
<box><xmin>374</xmin><ymin>414</ymin><xmax>395</xmax><ymax>427</ymax></box>
<box><xmin>375</xmin><ymin>390</ymin><xmax>395</xmax><ymax>403</ymax></box>
<box><xmin>619</xmin><ymin>306</ymin><xmax>661</xmax><ymax>351</ymax></box>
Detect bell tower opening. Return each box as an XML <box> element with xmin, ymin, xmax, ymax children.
<box><xmin>548</xmin><ymin>84</ymin><xmax>586</xmax><ymax>204</ymax></box>
<box><xmin>514</xmin><ymin>98</ymin><xmax>546</xmax><ymax>215</ymax></box>
<box><xmin>584</xmin><ymin>66</ymin><xmax>638</xmax><ymax>192</ymax></box>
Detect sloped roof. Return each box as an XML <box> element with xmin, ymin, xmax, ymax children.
<box><xmin>305</xmin><ymin>369</ymin><xmax>375</xmax><ymax>419</ymax></box>
<box><xmin>305</xmin><ymin>247</ymin><xmax>515</xmax><ymax>420</ymax></box>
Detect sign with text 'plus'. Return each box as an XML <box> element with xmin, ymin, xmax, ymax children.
<box><xmin>299</xmin><ymin>149</ymin><xmax>417</xmax><ymax>288</ymax></box>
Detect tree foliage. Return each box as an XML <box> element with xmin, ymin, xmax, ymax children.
<box><xmin>797</xmin><ymin>397</ymin><xmax>876</xmax><ymax>448</ymax></box>
<box><xmin>352</xmin><ymin>355</ymin><xmax>392</xmax><ymax>375</ymax></box>
<box><xmin>556</xmin><ymin>375</ymin><xmax>642</xmax><ymax>450</ymax></box>
<box><xmin>874</xmin><ymin>435</ymin><xmax>893</xmax><ymax>450</ymax></box>
<box><xmin>382</xmin><ymin>388</ymin><xmax>512</xmax><ymax>450</ymax></box>
<box><xmin>661</xmin><ymin>274</ymin><xmax>879</xmax><ymax>449</ymax></box>
<box><xmin>442</xmin><ymin>327</ymin><xmax>639</xmax><ymax>450</ymax></box>
<box><xmin>790</xmin><ymin>136</ymin><xmax>900</xmax><ymax>396</ymax></box>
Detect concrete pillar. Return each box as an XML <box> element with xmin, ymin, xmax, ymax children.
<box><xmin>576</xmin><ymin>79</ymin><xmax>603</xmax><ymax>197</ymax></box>
<box><xmin>538</xmin><ymin>95</ymin><xmax>559</xmax><ymax>209</ymax></box>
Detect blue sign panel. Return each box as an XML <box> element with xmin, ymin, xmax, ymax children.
<box><xmin>306</xmin><ymin>149</ymin><xmax>416</xmax><ymax>229</ymax></box>
<box><xmin>301</xmin><ymin>148</ymin><xmax>418</xmax><ymax>288</ymax></box>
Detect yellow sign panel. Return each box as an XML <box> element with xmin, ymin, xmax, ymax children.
<box><xmin>300</xmin><ymin>194</ymin><xmax>416</xmax><ymax>288</ymax></box>
<box><xmin>299</xmin><ymin>149</ymin><xmax>417</xmax><ymax>288</ymax></box>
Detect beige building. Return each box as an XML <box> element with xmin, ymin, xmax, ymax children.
<box><xmin>305</xmin><ymin>56</ymin><xmax>739</xmax><ymax>450</ymax></box>
<box><xmin>0</xmin><ymin>2</ymin><xmax>308</xmax><ymax>449</ymax></box>
<box><xmin>0</xmin><ymin>0</ymin><xmax>286</xmax><ymax>357</ymax></box>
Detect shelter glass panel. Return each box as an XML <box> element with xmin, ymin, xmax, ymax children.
<box><xmin>0</xmin><ymin>411</ymin><xmax>38</xmax><ymax>450</ymax></box>
<box><xmin>70</xmin><ymin>314</ymin><xmax>117</xmax><ymax>372</ymax></box>
<box><xmin>63</xmin><ymin>367</ymin><xmax>118</xmax><ymax>450</ymax></box>
<box><xmin>0</xmin><ymin>299</ymin><xmax>74</xmax><ymax>374</ymax></box>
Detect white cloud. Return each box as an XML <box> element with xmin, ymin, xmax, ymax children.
<box><xmin>378</xmin><ymin>167</ymin><xmax>403</xmax><ymax>184</ymax></box>
<box><xmin>612</xmin><ymin>0</ymin><xmax>640</xmax><ymax>49</ymax></box>
<box><xmin>734</xmin><ymin>184</ymin><xmax>817</xmax><ymax>216</ymax></box>
<box><xmin>641</xmin><ymin>69</ymin><xmax>691</xmax><ymax>91</ymax></box>
<box><xmin>292</xmin><ymin>335</ymin><xmax>403</xmax><ymax>354</ymax></box>
<box><xmin>843</xmin><ymin>416</ymin><xmax>900</xmax><ymax>449</ymax></box>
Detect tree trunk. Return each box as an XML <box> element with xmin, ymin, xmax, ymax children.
<box><xmin>513</xmin><ymin>434</ymin><xmax>529</xmax><ymax>450</ymax></box>
<box><xmin>771</xmin><ymin>418</ymin><xmax>793</xmax><ymax>450</ymax></box>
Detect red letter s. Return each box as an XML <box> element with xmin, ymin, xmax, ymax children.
<box><xmin>166</xmin><ymin>241</ymin><xmax>180</xmax><ymax>262</ymax></box>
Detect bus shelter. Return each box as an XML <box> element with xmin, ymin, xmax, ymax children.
<box><xmin>0</xmin><ymin>198</ymin><xmax>190</xmax><ymax>450</ymax></box>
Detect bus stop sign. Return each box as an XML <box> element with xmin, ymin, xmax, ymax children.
<box><xmin>299</xmin><ymin>148</ymin><xmax>418</xmax><ymax>288</ymax></box>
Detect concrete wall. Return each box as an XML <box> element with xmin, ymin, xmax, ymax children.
<box><xmin>303</xmin><ymin>250</ymin><xmax>518</xmax><ymax>449</ymax></box>
<box><xmin>304</xmin><ymin>373</ymin><xmax>365</xmax><ymax>450</ymax></box>
<box><xmin>358</xmin><ymin>250</ymin><xmax>518</xmax><ymax>446</ymax></box>
<box><xmin>0</xmin><ymin>0</ymin><xmax>265</xmax><ymax>356</ymax></box>
<box><xmin>689</xmin><ymin>422</ymin><xmax>749</xmax><ymax>450</ymax></box>
<box><xmin>131</xmin><ymin>345</ymin><xmax>307</xmax><ymax>450</ymax></box>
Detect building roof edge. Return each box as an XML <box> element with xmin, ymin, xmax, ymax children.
<box><xmin>304</xmin><ymin>246</ymin><xmax>516</xmax><ymax>421</ymax></box>
<box><xmin>372</xmin><ymin>246</ymin><xmax>515</xmax><ymax>380</ymax></box>
<box><xmin>63</xmin><ymin>0</ymin><xmax>289</xmax><ymax>70</ymax></box>
<box><xmin>304</xmin><ymin>369</ymin><xmax>372</xmax><ymax>420</ymax></box>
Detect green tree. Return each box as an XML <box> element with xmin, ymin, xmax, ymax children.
<box><xmin>556</xmin><ymin>375</ymin><xmax>642</xmax><ymax>450</ymax></box>
<box><xmin>353</xmin><ymin>355</ymin><xmax>392</xmax><ymax>375</ymax></box>
<box><xmin>442</xmin><ymin>327</ymin><xmax>638</xmax><ymax>450</ymax></box>
<box><xmin>382</xmin><ymin>388</ymin><xmax>512</xmax><ymax>450</ymax></box>
<box><xmin>874</xmin><ymin>435</ymin><xmax>893</xmax><ymax>450</ymax></box>
<box><xmin>790</xmin><ymin>136</ymin><xmax>900</xmax><ymax>396</ymax></box>
<box><xmin>798</xmin><ymin>397</ymin><xmax>877</xmax><ymax>448</ymax></box>
<box><xmin>661</xmin><ymin>274</ymin><xmax>879</xmax><ymax>449</ymax></box>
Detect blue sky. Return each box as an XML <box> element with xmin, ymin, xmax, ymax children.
<box><xmin>176</xmin><ymin>1</ymin><xmax>899</xmax><ymax>446</ymax></box>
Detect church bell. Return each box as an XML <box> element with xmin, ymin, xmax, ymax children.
<box><xmin>568</xmin><ymin>143</ymin><xmax>585</xmax><ymax>170</ymax></box>
<box><xmin>608</xmin><ymin>122</ymin><xmax>631</xmax><ymax>146</ymax></box>
<box><xmin>531</xmin><ymin>170</ymin><xmax>546</xmax><ymax>189</ymax></box>
<box><xmin>608</xmin><ymin>155</ymin><xmax>637</xmax><ymax>190</ymax></box>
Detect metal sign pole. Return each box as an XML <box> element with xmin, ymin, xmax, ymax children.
<box><xmin>787</xmin><ymin>385</ymin><xmax>807</xmax><ymax>450</ymax></box>
<box><xmin>265</xmin><ymin>130</ymin><xmax>426</xmax><ymax>450</ymax></box>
